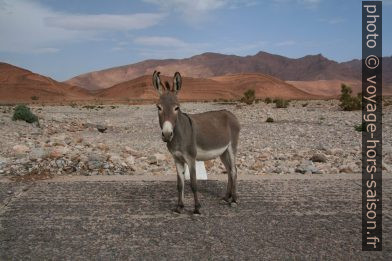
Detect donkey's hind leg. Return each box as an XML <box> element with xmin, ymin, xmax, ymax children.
<box><xmin>220</xmin><ymin>147</ymin><xmax>237</xmax><ymax>203</ymax></box>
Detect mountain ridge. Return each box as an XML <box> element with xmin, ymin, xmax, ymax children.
<box><xmin>65</xmin><ymin>51</ymin><xmax>391</xmax><ymax>91</ymax></box>
<box><xmin>0</xmin><ymin>62</ymin><xmax>319</xmax><ymax>103</ymax></box>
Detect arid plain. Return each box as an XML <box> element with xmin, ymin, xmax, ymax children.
<box><xmin>1</xmin><ymin>99</ymin><xmax>391</xmax><ymax>180</ymax></box>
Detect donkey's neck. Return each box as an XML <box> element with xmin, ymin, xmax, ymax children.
<box><xmin>174</xmin><ymin>110</ymin><xmax>192</xmax><ymax>139</ymax></box>
<box><xmin>167</xmin><ymin>110</ymin><xmax>193</xmax><ymax>150</ymax></box>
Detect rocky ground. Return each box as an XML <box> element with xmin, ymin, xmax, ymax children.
<box><xmin>0</xmin><ymin>100</ymin><xmax>391</xmax><ymax>179</ymax></box>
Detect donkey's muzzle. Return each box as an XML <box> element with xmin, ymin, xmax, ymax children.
<box><xmin>161</xmin><ymin>121</ymin><xmax>174</xmax><ymax>142</ymax></box>
<box><xmin>161</xmin><ymin>131</ymin><xmax>173</xmax><ymax>142</ymax></box>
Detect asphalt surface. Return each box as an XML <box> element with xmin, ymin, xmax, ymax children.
<box><xmin>0</xmin><ymin>174</ymin><xmax>391</xmax><ymax>260</ymax></box>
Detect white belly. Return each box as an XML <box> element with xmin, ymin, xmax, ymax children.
<box><xmin>196</xmin><ymin>145</ymin><xmax>228</xmax><ymax>161</ymax></box>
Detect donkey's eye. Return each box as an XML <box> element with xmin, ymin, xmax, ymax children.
<box><xmin>174</xmin><ymin>106</ymin><xmax>179</xmax><ymax>111</ymax></box>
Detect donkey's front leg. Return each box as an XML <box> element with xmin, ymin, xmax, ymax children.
<box><xmin>188</xmin><ymin>159</ymin><xmax>201</xmax><ymax>214</ymax></box>
<box><xmin>174</xmin><ymin>160</ymin><xmax>185</xmax><ymax>213</ymax></box>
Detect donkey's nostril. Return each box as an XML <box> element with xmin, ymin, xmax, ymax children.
<box><xmin>162</xmin><ymin>131</ymin><xmax>173</xmax><ymax>142</ymax></box>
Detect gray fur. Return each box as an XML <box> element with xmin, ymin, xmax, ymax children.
<box><xmin>153</xmin><ymin>72</ymin><xmax>240</xmax><ymax>214</ymax></box>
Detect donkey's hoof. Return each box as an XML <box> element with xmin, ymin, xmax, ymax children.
<box><xmin>219</xmin><ymin>199</ymin><xmax>230</xmax><ymax>205</ymax></box>
<box><xmin>230</xmin><ymin>202</ymin><xmax>238</xmax><ymax>208</ymax></box>
<box><xmin>193</xmin><ymin>209</ymin><xmax>201</xmax><ymax>215</ymax></box>
<box><xmin>173</xmin><ymin>205</ymin><xmax>184</xmax><ymax>214</ymax></box>
<box><xmin>220</xmin><ymin>196</ymin><xmax>231</xmax><ymax>205</ymax></box>
<box><xmin>173</xmin><ymin>208</ymin><xmax>181</xmax><ymax>214</ymax></box>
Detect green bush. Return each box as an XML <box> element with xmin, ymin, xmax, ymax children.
<box><xmin>12</xmin><ymin>105</ymin><xmax>38</xmax><ymax>123</ymax></box>
<box><xmin>274</xmin><ymin>99</ymin><xmax>289</xmax><ymax>108</ymax></box>
<box><xmin>241</xmin><ymin>89</ymin><xmax>256</xmax><ymax>105</ymax></box>
<box><xmin>83</xmin><ymin>105</ymin><xmax>96</xmax><ymax>110</ymax></box>
<box><xmin>266</xmin><ymin>117</ymin><xmax>274</xmax><ymax>123</ymax></box>
<box><xmin>264</xmin><ymin>97</ymin><xmax>272</xmax><ymax>104</ymax></box>
<box><xmin>339</xmin><ymin>84</ymin><xmax>361</xmax><ymax>111</ymax></box>
<box><xmin>354</xmin><ymin>123</ymin><xmax>367</xmax><ymax>132</ymax></box>
<box><xmin>31</xmin><ymin>96</ymin><xmax>39</xmax><ymax>101</ymax></box>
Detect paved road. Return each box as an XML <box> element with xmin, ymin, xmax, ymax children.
<box><xmin>0</xmin><ymin>174</ymin><xmax>391</xmax><ymax>260</ymax></box>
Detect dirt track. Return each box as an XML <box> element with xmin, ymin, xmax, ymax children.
<box><xmin>1</xmin><ymin>174</ymin><xmax>391</xmax><ymax>260</ymax></box>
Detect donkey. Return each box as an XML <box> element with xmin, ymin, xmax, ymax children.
<box><xmin>152</xmin><ymin>71</ymin><xmax>240</xmax><ymax>214</ymax></box>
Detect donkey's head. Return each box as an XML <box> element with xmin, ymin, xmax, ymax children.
<box><xmin>152</xmin><ymin>71</ymin><xmax>182</xmax><ymax>142</ymax></box>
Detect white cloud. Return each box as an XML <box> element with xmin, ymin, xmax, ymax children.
<box><xmin>144</xmin><ymin>0</ymin><xmax>228</xmax><ymax>12</ymax></box>
<box><xmin>276</xmin><ymin>40</ymin><xmax>296</xmax><ymax>46</ymax></box>
<box><xmin>143</xmin><ymin>0</ymin><xmax>258</xmax><ymax>23</ymax></box>
<box><xmin>111</xmin><ymin>46</ymin><xmax>126</xmax><ymax>52</ymax></box>
<box><xmin>32</xmin><ymin>47</ymin><xmax>60</xmax><ymax>54</ymax></box>
<box><xmin>273</xmin><ymin>0</ymin><xmax>321</xmax><ymax>8</ymax></box>
<box><xmin>132</xmin><ymin>36</ymin><xmax>210</xmax><ymax>59</ymax></box>
<box><xmin>134</xmin><ymin>36</ymin><xmax>188</xmax><ymax>48</ymax></box>
<box><xmin>132</xmin><ymin>37</ymin><xmax>266</xmax><ymax>59</ymax></box>
<box><xmin>0</xmin><ymin>0</ymin><xmax>79</xmax><ymax>53</ymax></box>
<box><xmin>143</xmin><ymin>0</ymin><xmax>320</xmax><ymax>22</ymax></box>
<box><xmin>0</xmin><ymin>0</ymin><xmax>164</xmax><ymax>53</ymax></box>
<box><xmin>117</xmin><ymin>41</ymin><xmax>130</xmax><ymax>46</ymax></box>
<box><xmin>300</xmin><ymin>0</ymin><xmax>320</xmax><ymax>4</ymax></box>
<box><xmin>45</xmin><ymin>13</ymin><xmax>165</xmax><ymax>31</ymax></box>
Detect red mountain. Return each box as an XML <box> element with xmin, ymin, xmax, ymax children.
<box><xmin>65</xmin><ymin>52</ymin><xmax>392</xmax><ymax>93</ymax></box>
<box><xmin>96</xmin><ymin>73</ymin><xmax>317</xmax><ymax>102</ymax></box>
<box><xmin>0</xmin><ymin>62</ymin><xmax>91</xmax><ymax>103</ymax></box>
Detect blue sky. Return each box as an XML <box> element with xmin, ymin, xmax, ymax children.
<box><xmin>0</xmin><ymin>0</ymin><xmax>391</xmax><ymax>81</ymax></box>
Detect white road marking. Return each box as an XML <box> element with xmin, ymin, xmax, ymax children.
<box><xmin>185</xmin><ymin>161</ymin><xmax>208</xmax><ymax>180</ymax></box>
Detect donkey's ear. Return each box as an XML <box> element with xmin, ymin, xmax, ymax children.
<box><xmin>173</xmin><ymin>72</ymin><xmax>182</xmax><ymax>94</ymax></box>
<box><xmin>152</xmin><ymin>71</ymin><xmax>163</xmax><ymax>94</ymax></box>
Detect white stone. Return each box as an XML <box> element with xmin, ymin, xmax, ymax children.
<box><xmin>125</xmin><ymin>156</ymin><xmax>135</xmax><ymax>166</ymax></box>
<box><xmin>12</xmin><ymin>145</ymin><xmax>30</xmax><ymax>155</ymax></box>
